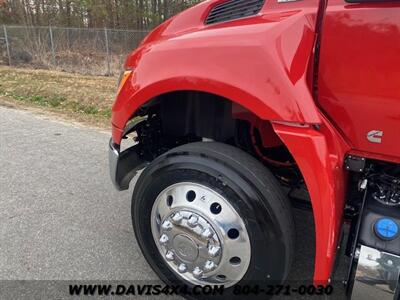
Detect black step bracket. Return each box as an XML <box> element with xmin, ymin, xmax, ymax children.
<box><xmin>344</xmin><ymin>155</ymin><xmax>366</xmax><ymax>172</ymax></box>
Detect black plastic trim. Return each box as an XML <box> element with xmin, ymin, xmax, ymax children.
<box><xmin>205</xmin><ymin>0</ymin><xmax>265</xmax><ymax>25</ymax></box>
<box><xmin>109</xmin><ymin>139</ymin><xmax>148</xmax><ymax>191</ymax></box>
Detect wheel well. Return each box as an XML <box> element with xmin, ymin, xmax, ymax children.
<box><xmin>136</xmin><ymin>91</ymin><xmax>236</xmax><ymax>143</ymax></box>
<box><xmin>129</xmin><ymin>91</ymin><xmax>308</xmax><ymax>195</ymax></box>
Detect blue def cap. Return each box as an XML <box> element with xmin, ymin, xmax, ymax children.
<box><xmin>374</xmin><ymin>218</ymin><xmax>399</xmax><ymax>240</ymax></box>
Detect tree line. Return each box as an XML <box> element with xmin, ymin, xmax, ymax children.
<box><xmin>0</xmin><ymin>0</ymin><xmax>201</xmax><ymax>30</ymax></box>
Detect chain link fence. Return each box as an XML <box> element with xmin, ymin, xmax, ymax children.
<box><xmin>0</xmin><ymin>25</ymin><xmax>149</xmax><ymax>76</ymax></box>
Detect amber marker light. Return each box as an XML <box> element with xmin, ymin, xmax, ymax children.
<box><xmin>116</xmin><ymin>69</ymin><xmax>133</xmax><ymax>95</ymax></box>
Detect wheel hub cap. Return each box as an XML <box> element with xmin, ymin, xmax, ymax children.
<box><xmin>173</xmin><ymin>234</ymin><xmax>198</xmax><ymax>262</ymax></box>
<box><xmin>151</xmin><ymin>182</ymin><xmax>251</xmax><ymax>287</ymax></box>
<box><xmin>160</xmin><ymin>210</ymin><xmax>222</xmax><ymax>272</ymax></box>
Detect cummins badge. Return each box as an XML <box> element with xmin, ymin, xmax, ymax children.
<box><xmin>367</xmin><ymin>130</ymin><xmax>383</xmax><ymax>144</ymax></box>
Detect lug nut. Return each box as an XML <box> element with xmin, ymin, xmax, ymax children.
<box><xmin>204</xmin><ymin>260</ymin><xmax>217</xmax><ymax>272</ymax></box>
<box><xmin>178</xmin><ymin>263</ymin><xmax>187</xmax><ymax>273</ymax></box>
<box><xmin>188</xmin><ymin>215</ymin><xmax>199</xmax><ymax>227</ymax></box>
<box><xmin>201</xmin><ymin>227</ymin><xmax>213</xmax><ymax>239</ymax></box>
<box><xmin>172</xmin><ymin>212</ymin><xmax>183</xmax><ymax>224</ymax></box>
<box><xmin>159</xmin><ymin>234</ymin><xmax>169</xmax><ymax>245</ymax></box>
<box><xmin>165</xmin><ymin>251</ymin><xmax>174</xmax><ymax>261</ymax></box>
<box><xmin>193</xmin><ymin>267</ymin><xmax>203</xmax><ymax>279</ymax></box>
<box><xmin>162</xmin><ymin>220</ymin><xmax>173</xmax><ymax>231</ymax></box>
<box><xmin>208</xmin><ymin>245</ymin><xmax>221</xmax><ymax>257</ymax></box>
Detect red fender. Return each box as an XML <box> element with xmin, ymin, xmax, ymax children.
<box><xmin>111</xmin><ymin>0</ymin><xmax>349</xmax><ymax>285</ymax></box>
<box><xmin>112</xmin><ymin>1</ymin><xmax>322</xmax><ymax>143</ymax></box>
<box><xmin>273</xmin><ymin>117</ymin><xmax>350</xmax><ymax>284</ymax></box>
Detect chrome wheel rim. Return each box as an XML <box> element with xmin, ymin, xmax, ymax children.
<box><xmin>150</xmin><ymin>182</ymin><xmax>251</xmax><ymax>287</ymax></box>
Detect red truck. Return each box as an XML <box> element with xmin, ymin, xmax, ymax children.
<box><xmin>108</xmin><ymin>0</ymin><xmax>400</xmax><ymax>298</ymax></box>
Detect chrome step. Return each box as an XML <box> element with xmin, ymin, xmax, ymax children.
<box><xmin>351</xmin><ymin>245</ymin><xmax>400</xmax><ymax>300</ymax></box>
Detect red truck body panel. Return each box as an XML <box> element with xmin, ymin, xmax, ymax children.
<box><xmin>318</xmin><ymin>0</ymin><xmax>400</xmax><ymax>162</ymax></box>
<box><xmin>112</xmin><ymin>0</ymin><xmax>322</xmax><ymax>143</ymax></box>
<box><xmin>111</xmin><ymin>0</ymin><xmax>399</xmax><ymax>285</ymax></box>
<box><xmin>274</xmin><ymin>116</ymin><xmax>349</xmax><ymax>284</ymax></box>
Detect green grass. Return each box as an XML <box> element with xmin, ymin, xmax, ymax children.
<box><xmin>0</xmin><ymin>90</ymin><xmax>112</xmax><ymax>118</ymax></box>
<box><xmin>0</xmin><ymin>66</ymin><xmax>117</xmax><ymax>127</ymax></box>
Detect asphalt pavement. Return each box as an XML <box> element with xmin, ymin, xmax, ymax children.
<box><xmin>0</xmin><ymin>106</ymin><xmax>348</xmax><ymax>299</ymax></box>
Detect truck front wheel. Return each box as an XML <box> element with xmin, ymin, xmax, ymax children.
<box><xmin>132</xmin><ymin>142</ymin><xmax>295</xmax><ymax>298</ymax></box>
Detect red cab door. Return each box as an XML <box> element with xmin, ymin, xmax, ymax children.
<box><xmin>318</xmin><ymin>0</ymin><xmax>400</xmax><ymax>161</ymax></box>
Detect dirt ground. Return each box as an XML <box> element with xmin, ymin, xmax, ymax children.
<box><xmin>0</xmin><ymin>65</ymin><xmax>118</xmax><ymax>128</ymax></box>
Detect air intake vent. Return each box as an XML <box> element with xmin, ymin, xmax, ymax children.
<box><xmin>205</xmin><ymin>0</ymin><xmax>265</xmax><ymax>25</ymax></box>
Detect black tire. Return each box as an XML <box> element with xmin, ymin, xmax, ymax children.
<box><xmin>132</xmin><ymin>142</ymin><xmax>295</xmax><ymax>299</ymax></box>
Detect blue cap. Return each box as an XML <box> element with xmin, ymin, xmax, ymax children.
<box><xmin>374</xmin><ymin>218</ymin><xmax>399</xmax><ymax>240</ymax></box>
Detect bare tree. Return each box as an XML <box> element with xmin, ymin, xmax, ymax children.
<box><xmin>0</xmin><ymin>0</ymin><xmax>201</xmax><ymax>30</ymax></box>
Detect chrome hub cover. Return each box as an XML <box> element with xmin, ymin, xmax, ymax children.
<box><xmin>151</xmin><ymin>182</ymin><xmax>251</xmax><ymax>287</ymax></box>
<box><xmin>173</xmin><ymin>234</ymin><xmax>198</xmax><ymax>262</ymax></box>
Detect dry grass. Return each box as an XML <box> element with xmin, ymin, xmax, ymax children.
<box><xmin>0</xmin><ymin>66</ymin><xmax>118</xmax><ymax>128</ymax></box>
